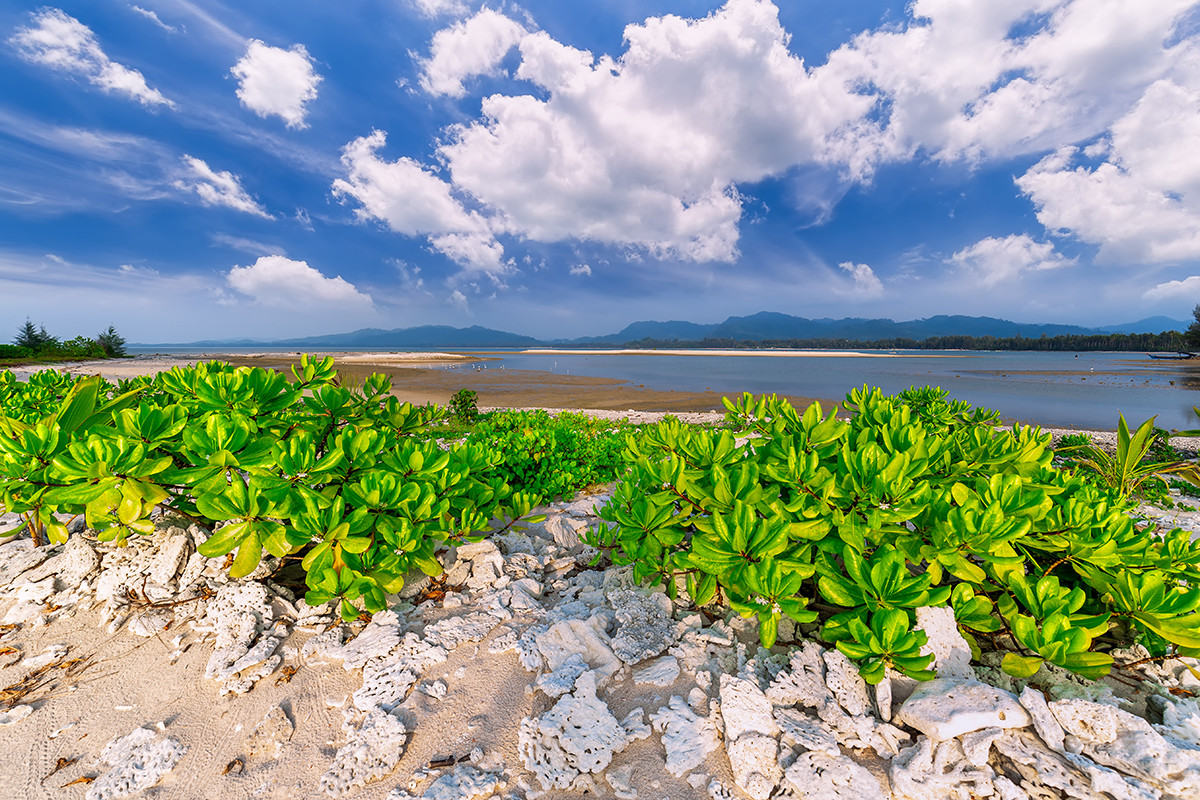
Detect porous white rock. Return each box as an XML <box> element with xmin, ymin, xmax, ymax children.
<box><xmin>0</xmin><ymin>538</ymin><xmax>53</xmax><ymax>586</ymax></box>
<box><xmin>1019</xmin><ymin>686</ymin><xmax>1065</xmax><ymax>752</ymax></box>
<box><xmin>1049</xmin><ymin>698</ymin><xmax>1119</xmax><ymax>744</ymax></box>
<box><xmin>86</xmin><ymin>726</ymin><xmax>187</xmax><ymax>800</ymax></box>
<box><xmin>387</xmin><ymin>764</ymin><xmax>506</xmax><ymax>800</ymax></box>
<box><xmin>719</xmin><ymin>673</ymin><xmax>782</xmax><ymax>800</ymax></box>
<box><xmin>301</xmin><ymin>625</ymin><xmax>346</xmax><ymax>661</ymax></box>
<box><xmin>914</xmin><ymin>605</ymin><xmax>974</xmax><ymax>680</ymax></box>
<box><xmin>823</xmin><ymin>648</ymin><xmax>871</xmax><ymax>717</ymax></box>
<box><xmin>544</xmin><ymin>515</ymin><xmax>585</xmax><ymax>549</ymax></box>
<box><xmin>650</xmin><ymin>695</ymin><xmax>721</xmax><ymax>777</ymax></box>
<box><xmin>620</xmin><ymin>707</ymin><xmax>652</xmax><ymax>742</ymax></box>
<box><xmin>633</xmin><ymin>654</ymin><xmax>680</xmax><ymax>687</ymax></box>
<box><xmin>767</xmin><ymin>641</ymin><xmax>831</xmax><ymax>708</ymax></box>
<box><xmin>608</xmin><ymin>589</ymin><xmax>677</xmax><ymax>664</ymax></box>
<box><xmin>606</xmin><ymin>763</ymin><xmax>637</xmax><ymax>800</ymax></box>
<box><xmin>896</xmin><ymin>678</ymin><xmax>1031</xmax><ymax>741</ymax></box>
<box><xmin>1157</xmin><ymin>695</ymin><xmax>1200</xmax><ymax>747</ymax></box>
<box><xmin>518</xmin><ymin>671</ymin><xmax>628</xmax><ymax>789</ymax></box>
<box><xmin>784</xmin><ymin>751</ymin><xmax>886</xmax><ymax>800</ymax></box>
<box><xmin>333</xmin><ymin>610</ymin><xmax>402</xmax><ymax>670</ymax></box>
<box><xmin>774</xmin><ymin>707</ymin><xmax>840</xmax><ymax>757</ymax></box>
<box><xmin>536</xmin><ymin>652</ymin><xmax>589</xmax><ymax>697</ymax></box>
<box><xmin>992</xmin><ymin>729</ymin><xmax>1111</xmax><ymax>800</ymax></box>
<box><xmin>1061</xmin><ymin>752</ymin><xmax>1160</xmax><ymax>800</ymax></box>
<box><xmin>354</xmin><ymin>633</ymin><xmax>447</xmax><ymax>713</ymax></box>
<box><xmin>246</xmin><ymin>704</ymin><xmax>294</xmax><ymax>759</ymax></box>
<box><xmin>127</xmin><ymin>608</ymin><xmax>172</xmax><ymax>637</ymax></box>
<box><xmin>423</xmin><ymin>611</ymin><xmax>506</xmax><ymax>651</ymax></box>
<box><xmin>39</xmin><ymin>536</ymin><xmax>101</xmax><ymax>588</ymax></box>
<box><xmin>0</xmin><ymin>704</ymin><xmax>34</xmax><ymax>726</ymax></box>
<box><xmin>535</xmin><ymin>616</ymin><xmax>622</xmax><ymax>686</ymax></box>
<box><xmin>960</xmin><ymin>727</ymin><xmax>1004</xmax><ymax>766</ymax></box>
<box><xmin>320</xmin><ymin>709</ymin><xmax>408</xmax><ymax>796</ymax></box>
<box><xmin>22</xmin><ymin>642</ymin><xmax>69</xmax><ymax>670</ymax></box>
<box><xmin>875</xmin><ymin>676</ymin><xmax>893</xmax><ymax>722</ymax></box>
<box><xmin>890</xmin><ymin>737</ymin><xmax>999</xmax><ymax>800</ymax></box>
<box><xmin>147</xmin><ymin>531</ymin><xmax>191</xmax><ymax>588</ymax></box>
<box><xmin>1075</xmin><ymin>706</ymin><xmax>1200</xmax><ymax>798</ymax></box>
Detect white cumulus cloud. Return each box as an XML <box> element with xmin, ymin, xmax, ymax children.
<box><xmin>419</xmin><ymin>8</ymin><xmax>527</xmax><ymax>98</ymax></box>
<box><xmin>837</xmin><ymin>262</ymin><xmax>883</xmax><ymax>297</ymax></box>
<box><xmin>231</xmin><ymin>40</ymin><xmax>322</xmax><ymax>129</ymax></box>
<box><xmin>226</xmin><ymin>256</ymin><xmax>372</xmax><ymax>308</ymax></box>
<box><xmin>1143</xmin><ymin>275</ymin><xmax>1200</xmax><ymax>302</ymax></box>
<box><xmin>10</xmin><ymin>8</ymin><xmax>173</xmax><ymax>107</ymax></box>
<box><xmin>331</xmin><ymin>130</ymin><xmax>505</xmax><ymax>272</ymax></box>
<box><xmin>173</xmin><ymin>155</ymin><xmax>272</xmax><ymax>218</ymax></box>
<box><xmin>1017</xmin><ymin>79</ymin><xmax>1200</xmax><ymax>264</ymax></box>
<box><xmin>569</xmin><ymin>264</ymin><xmax>592</xmax><ymax>277</ymax></box>
<box><xmin>950</xmin><ymin>234</ymin><xmax>1075</xmax><ymax>287</ymax></box>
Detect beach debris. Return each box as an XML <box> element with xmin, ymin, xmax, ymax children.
<box><xmin>518</xmin><ymin>669</ymin><xmax>629</xmax><ymax>790</ymax></box>
<box><xmin>320</xmin><ymin>709</ymin><xmax>409</xmax><ymax>796</ymax></box>
<box><xmin>85</xmin><ymin>726</ymin><xmax>186</xmax><ymax>800</ymax></box>
<box><xmin>41</xmin><ymin>755</ymin><xmax>80</xmax><ymax>784</ymax></box>
<box><xmin>0</xmin><ymin>703</ymin><xmax>34</xmax><ymax>726</ymax></box>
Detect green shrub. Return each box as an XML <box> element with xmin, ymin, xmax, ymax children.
<box><xmin>587</xmin><ymin>386</ymin><xmax>1200</xmax><ymax>683</ymax></box>
<box><xmin>0</xmin><ymin>356</ymin><xmax>541</xmax><ymax>620</ymax></box>
<box><xmin>449</xmin><ymin>388</ymin><xmax>479</xmax><ymax>424</ymax></box>
<box><xmin>467</xmin><ymin>409</ymin><xmax>630</xmax><ymax>500</ymax></box>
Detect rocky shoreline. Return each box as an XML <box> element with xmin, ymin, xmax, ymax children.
<box><xmin>2</xmin><ymin>483</ymin><xmax>1199</xmax><ymax>800</ymax></box>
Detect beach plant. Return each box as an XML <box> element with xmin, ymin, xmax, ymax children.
<box><xmin>449</xmin><ymin>388</ymin><xmax>479</xmax><ymax>424</ymax></box>
<box><xmin>466</xmin><ymin>409</ymin><xmax>630</xmax><ymax>500</ymax></box>
<box><xmin>1057</xmin><ymin>414</ymin><xmax>1200</xmax><ymax>502</ymax></box>
<box><xmin>587</xmin><ymin>386</ymin><xmax>1200</xmax><ymax>683</ymax></box>
<box><xmin>0</xmin><ymin>357</ymin><xmax>542</xmax><ymax>620</ymax></box>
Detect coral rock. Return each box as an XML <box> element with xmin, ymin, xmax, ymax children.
<box><xmin>895</xmin><ymin>678</ymin><xmax>1031</xmax><ymax>741</ymax></box>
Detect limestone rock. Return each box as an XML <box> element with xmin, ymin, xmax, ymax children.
<box><xmin>767</xmin><ymin>641</ymin><xmax>831</xmax><ymax>708</ymax></box>
<box><xmin>784</xmin><ymin>751</ymin><xmax>887</xmax><ymax>800</ymax></box>
<box><xmin>387</xmin><ymin>764</ymin><xmax>506</xmax><ymax>800</ymax></box>
<box><xmin>320</xmin><ymin>710</ymin><xmax>408</xmax><ymax>796</ymax></box>
<box><xmin>823</xmin><ymin>648</ymin><xmax>871</xmax><ymax>717</ymax></box>
<box><xmin>518</xmin><ymin>670</ymin><xmax>628</xmax><ymax>790</ymax></box>
<box><xmin>620</xmin><ymin>707</ymin><xmax>652</xmax><ymax>742</ymax></box>
<box><xmin>633</xmin><ymin>654</ymin><xmax>680</xmax><ymax>687</ymax></box>
<box><xmin>719</xmin><ymin>673</ymin><xmax>782</xmax><ymax>799</ymax></box>
<box><xmin>537</xmin><ymin>652</ymin><xmax>590</xmax><ymax>697</ymax></box>
<box><xmin>608</xmin><ymin>589</ymin><xmax>678</xmax><ymax>664</ymax></box>
<box><xmin>246</xmin><ymin>704</ymin><xmax>294</xmax><ymax>759</ymax></box>
<box><xmin>650</xmin><ymin>695</ymin><xmax>721</xmax><ymax>777</ymax></box>
<box><xmin>915</xmin><ymin>605</ymin><xmax>974</xmax><ymax>680</ymax></box>
<box><xmin>354</xmin><ymin>633</ymin><xmax>447</xmax><ymax>713</ymax></box>
<box><xmin>992</xmin><ymin>729</ymin><xmax>1110</xmax><ymax>800</ymax></box>
<box><xmin>86</xmin><ymin>726</ymin><xmax>187</xmax><ymax>800</ymax></box>
<box><xmin>774</xmin><ymin>707</ymin><xmax>840</xmax><ymax>757</ymax></box>
<box><xmin>896</xmin><ymin>678</ymin><xmax>1031</xmax><ymax>740</ymax></box>
<box><xmin>535</xmin><ymin>615</ymin><xmax>622</xmax><ymax>686</ymax></box>
<box><xmin>199</xmin><ymin>583</ymin><xmax>282</xmax><ymax>694</ymax></box>
<box><xmin>333</xmin><ymin>610</ymin><xmax>402</xmax><ymax>669</ymax></box>
<box><xmin>1076</xmin><ymin>706</ymin><xmax>1200</xmax><ymax>799</ymax></box>
<box><xmin>890</xmin><ymin>737</ymin><xmax>999</xmax><ymax>800</ymax></box>
<box><xmin>1019</xmin><ymin>686</ymin><xmax>1065</xmax><ymax>752</ymax></box>
<box><xmin>606</xmin><ymin>763</ymin><xmax>637</xmax><ymax>800</ymax></box>
<box><xmin>1049</xmin><ymin>698</ymin><xmax>1119</xmax><ymax>745</ymax></box>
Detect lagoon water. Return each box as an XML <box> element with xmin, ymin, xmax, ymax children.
<box><xmin>133</xmin><ymin>347</ymin><xmax>1200</xmax><ymax>431</ymax></box>
<box><xmin>482</xmin><ymin>350</ymin><xmax>1200</xmax><ymax>431</ymax></box>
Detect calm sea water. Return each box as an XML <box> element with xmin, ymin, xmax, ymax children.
<box><xmin>131</xmin><ymin>347</ymin><xmax>1200</xmax><ymax>431</ymax></box>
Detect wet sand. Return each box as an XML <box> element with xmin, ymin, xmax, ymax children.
<box><xmin>221</xmin><ymin>353</ymin><xmax>835</xmax><ymax>413</ymax></box>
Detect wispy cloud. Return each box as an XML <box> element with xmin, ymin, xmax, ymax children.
<box><xmin>173</xmin><ymin>155</ymin><xmax>272</xmax><ymax>217</ymax></box>
<box><xmin>10</xmin><ymin>8</ymin><xmax>174</xmax><ymax>108</ymax></box>
<box><xmin>129</xmin><ymin>5</ymin><xmax>179</xmax><ymax>34</ymax></box>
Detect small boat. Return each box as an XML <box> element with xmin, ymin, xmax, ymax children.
<box><xmin>1146</xmin><ymin>352</ymin><xmax>1196</xmax><ymax>360</ymax></box>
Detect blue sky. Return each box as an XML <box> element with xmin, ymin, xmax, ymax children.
<box><xmin>2</xmin><ymin>0</ymin><xmax>1200</xmax><ymax>342</ymax></box>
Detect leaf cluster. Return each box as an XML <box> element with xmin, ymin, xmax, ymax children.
<box><xmin>0</xmin><ymin>356</ymin><xmax>539</xmax><ymax>620</ymax></box>
<box><xmin>586</xmin><ymin>386</ymin><xmax>1200</xmax><ymax>683</ymax></box>
<box><xmin>465</xmin><ymin>410</ymin><xmax>632</xmax><ymax>500</ymax></box>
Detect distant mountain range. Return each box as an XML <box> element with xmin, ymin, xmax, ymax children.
<box><xmin>140</xmin><ymin>314</ymin><xmax>1188</xmax><ymax>349</ymax></box>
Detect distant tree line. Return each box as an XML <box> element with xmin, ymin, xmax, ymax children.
<box><xmin>0</xmin><ymin>319</ymin><xmax>126</xmax><ymax>362</ymax></box>
<box><xmin>612</xmin><ymin>329</ymin><xmax>1191</xmax><ymax>353</ymax></box>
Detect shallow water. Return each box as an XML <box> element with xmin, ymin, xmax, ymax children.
<box><xmin>131</xmin><ymin>347</ymin><xmax>1200</xmax><ymax>430</ymax></box>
